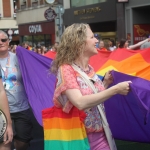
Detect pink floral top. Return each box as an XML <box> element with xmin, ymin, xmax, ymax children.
<box><xmin>53</xmin><ymin>64</ymin><xmax>105</xmax><ymax>133</ymax></box>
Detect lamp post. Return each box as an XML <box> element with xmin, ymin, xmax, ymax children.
<box><xmin>55</xmin><ymin>5</ymin><xmax>64</xmax><ymax>39</ymax></box>
<box><xmin>45</xmin><ymin>0</ymin><xmax>64</xmax><ymax>40</ymax></box>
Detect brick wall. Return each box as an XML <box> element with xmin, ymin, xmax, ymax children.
<box><xmin>27</xmin><ymin>0</ymin><xmax>31</xmax><ymax>7</ymax></box>
<box><xmin>3</xmin><ymin>0</ymin><xmax>11</xmax><ymax>17</ymax></box>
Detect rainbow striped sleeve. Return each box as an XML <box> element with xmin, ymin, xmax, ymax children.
<box><xmin>42</xmin><ymin>106</ymin><xmax>90</xmax><ymax>150</ymax></box>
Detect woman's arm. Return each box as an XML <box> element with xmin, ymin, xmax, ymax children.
<box><xmin>65</xmin><ymin>81</ymin><xmax>131</xmax><ymax>110</ymax></box>
<box><xmin>128</xmin><ymin>38</ymin><xmax>150</xmax><ymax>50</ymax></box>
<box><xmin>0</xmin><ymin>78</ymin><xmax>13</xmax><ymax>144</ymax></box>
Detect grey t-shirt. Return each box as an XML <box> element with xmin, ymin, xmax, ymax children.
<box><xmin>140</xmin><ymin>42</ymin><xmax>150</xmax><ymax>49</ymax></box>
<box><xmin>0</xmin><ymin>52</ymin><xmax>29</xmax><ymax>113</ymax></box>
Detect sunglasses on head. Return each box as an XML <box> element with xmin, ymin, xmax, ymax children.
<box><xmin>0</xmin><ymin>39</ymin><xmax>8</xmax><ymax>42</ymax></box>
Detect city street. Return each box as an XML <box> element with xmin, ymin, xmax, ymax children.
<box><xmin>1</xmin><ymin>0</ymin><xmax>150</xmax><ymax>150</ymax></box>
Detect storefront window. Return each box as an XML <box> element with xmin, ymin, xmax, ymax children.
<box><xmin>22</xmin><ymin>35</ymin><xmax>32</xmax><ymax>47</ymax></box>
<box><xmin>22</xmin><ymin>34</ymin><xmax>51</xmax><ymax>48</ymax></box>
<box><xmin>71</xmin><ymin>0</ymin><xmax>107</xmax><ymax>7</ymax></box>
<box><xmin>33</xmin><ymin>35</ymin><xmax>45</xmax><ymax>47</ymax></box>
<box><xmin>45</xmin><ymin>35</ymin><xmax>51</xmax><ymax>48</ymax></box>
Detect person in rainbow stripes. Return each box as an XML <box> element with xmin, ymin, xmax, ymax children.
<box><xmin>50</xmin><ymin>23</ymin><xmax>131</xmax><ymax>150</ymax></box>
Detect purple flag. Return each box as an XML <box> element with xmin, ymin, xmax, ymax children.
<box><xmin>105</xmin><ymin>71</ymin><xmax>150</xmax><ymax>143</ymax></box>
<box><xmin>16</xmin><ymin>46</ymin><xmax>56</xmax><ymax>126</ymax></box>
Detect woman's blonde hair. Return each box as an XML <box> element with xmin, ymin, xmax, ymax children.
<box><xmin>51</xmin><ymin>23</ymin><xmax>90</xmax><ymax>74</ymax></box>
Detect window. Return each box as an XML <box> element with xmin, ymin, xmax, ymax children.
<box><xmin>22</xmin><ymin>34</ymin><xmax>51</xmax><ymax>48</ymax></box>
<box><xmin>71</xmin><ymin>0</ymin><xmax>107</xmax><ymax>8</ymax></box>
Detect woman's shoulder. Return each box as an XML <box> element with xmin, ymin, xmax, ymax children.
<box><xmin>60</xmin><ymin>64</ymin><xmax>73</xmax><ymax>70</ymax></box>
<box><xmin>58</xmin><ymin>64</ymin><xmax>75</xmax><ymax>75</ymax></box>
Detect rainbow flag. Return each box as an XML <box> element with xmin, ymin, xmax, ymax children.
<box><xmin>42</xmin><ymin>106</ymin><xmax>90</xmax><ymax>150</ymax></box>
<box><xmin>16</xmin><ymin>46</ymin><xmax>150</xmax><ymax>143</ymax></box>
<box><xmin>90</xmin><ymin>48</ymin><xmax>150</xmax><ymax>80</ymax></box>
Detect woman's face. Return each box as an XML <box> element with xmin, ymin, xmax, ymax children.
<box><xmin>37</xmin><ymin>48</ymin><xmax>42</xmax><ymax>54</ymax></box>
<box><xmin>109</xmin><ymin>41</ymin><xmax>112</xmax><ymax>46</ymax></box>
<box><xmin>99</xmin><ymin>41</ymin><xmax>104</xmax><ymax>48</ymax></box>
<box><xmin>124</xmin><ymin>41</ymin><xmax>129</xmax><ymax>48</ymax></box>
<box><xmin>84</xmin><ymin>28</ymin><xmax>98</xmax><ymax>57</ymax></box>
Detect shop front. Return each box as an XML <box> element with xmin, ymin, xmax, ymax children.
<box><xmin>64</xmin><ymin>0</ymin><xmax>117</xmax><ymax>41</ymax></box>
<box><xmin>125</xmin><ymin>0</ymin><xmax>150</xmax><ymax>44</ymax></box>
<box><xmin>18</xmin><ymin>21</ymin><xmax>55</xmax><ymax>48</ymax></box>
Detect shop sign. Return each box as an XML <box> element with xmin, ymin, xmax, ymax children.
<box><xmin>133</xmin><ymin>24</ymin><xmax>150</xmax><ymax>44</ymax></box>
<box><xmin>29</xmin><ymin>25</ymin><xmax>42</xmax><ymax>33</ymax></box>
<box><xmin>80</xmin><ymin>16</ymin><xmax>95</xmax><ymax>20</ymax></box>
<box><xmin>74</xmin><ymin>7</ymin><xmax>101</xmax><ymax>16</ymax></box>
<box><xmin>44</xmin><ymin>7</ymin><xmax>57</xmax><ymax>21</ymax></box>
<box><xmin>7</xmin><ymin>29</ymin><xmax>13</xmax><ymax>35</ymax></box>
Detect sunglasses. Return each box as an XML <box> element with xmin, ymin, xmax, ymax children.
<box><xmin>0</xmin><ymin>39</ymin><xmax>8</xmax><ymax>42</ymax></box>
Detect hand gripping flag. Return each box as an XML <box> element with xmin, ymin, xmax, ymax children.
<box><xmin>105</xmin><ymin>71</ymin><xmax>150</xmax><ymax>143</ymax></box>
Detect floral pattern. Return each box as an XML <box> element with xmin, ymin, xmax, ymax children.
<box><xmin>53</xmin><ymin>64</ymin><xmax>105</xmax><ymax>133</ymax></box>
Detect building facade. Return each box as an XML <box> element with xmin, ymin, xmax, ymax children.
<box><xmin>0</xmin><ymin>0</ymin><xmax>19</xmax><ymax>44</ymax></box>
<box><xmin>16</xmin><ymin>0</ymin><xmax>63</xmax><ymax>48</ymax></box>
<box><xmin>125</xmin><ymin>0</ymin><xmax>150</xmax><ymax>44</ymax></box>
<box><xmin>63</xmin><ymin>0</ymin><xmax>126</xmax><ymax>44</ymax></box>
<box><xmin>63</xmin><ymin>0</ymin><xmax>150</xmax><ymax>45</ymax></box>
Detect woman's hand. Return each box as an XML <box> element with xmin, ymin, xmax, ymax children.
<box><xmin>3</xmin><ymin>123</ymin><xmax>13</xmax><ymax>145</ymax></box>
<box><xmin>103</xmin><ymin>70</ymin><xmax>113</xmax><ymax>88</ymax></box>
<box><xmin>116</xmin><ymin>81</ymin><xmax>132</xmax><ymax>95</ymax></box>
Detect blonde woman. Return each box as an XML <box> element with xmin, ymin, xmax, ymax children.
<box><xmin>51</xmin><ymin>23</ymin><xmax>130</xmax><ymax>150</ymax></box>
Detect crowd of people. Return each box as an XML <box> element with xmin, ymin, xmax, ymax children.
<box><xmin>0</xmin><ymin>24</ymin><xmax>150</xmax><ymax>150</ymax></box>
<box><xmin>8</xmin><ymin>41</ymin><xmax>59</xmax><ymax>55</ymax></box>
<box><xmin>8</xmin><ymin>35</ymin><xmax>150</xmax><ymax>56</ymax></box>
<box><xmin>98</xmin><ymin>35</ymin><xmax>150</xmax><ymax>52</ymax></box>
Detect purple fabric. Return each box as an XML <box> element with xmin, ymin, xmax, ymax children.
<box><xmin>105</xmin><ymin>71</ymin><xmax>150</xmax><ymax>143</ymax></box>
<box><xmin>87</xmin><ymin>132</ymin><xmax>110</xmax><ymax>150</ymax></box>
<box><xmin>16</xmin><ymin>46</ymin><xmax>56</xmax><ymax>126</ymax></box>
<box><xmin>16</xmin><ymin>47</ymin><xmax>150</xmax><ymax>142</ymax></box>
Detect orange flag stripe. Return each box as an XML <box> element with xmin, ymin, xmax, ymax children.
<box><xmin>43</xmin><ymin>117</ymin><xmax>83</xmax><ymax>129</ymax></box>
<box><xmin>97</xmin><ymin>53</ymin><xmax>150</xmax><ymax>80</ymax></box>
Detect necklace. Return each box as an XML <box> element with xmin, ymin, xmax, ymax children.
<box><xmin>74</xmin><ymin>63</ymin><xmax>91</xmax><ymax>74</ymax></box>
<box><xmin>0</xmin><ymin>53</ymin><xmax>10</xmax><ymax>88</ymax></box>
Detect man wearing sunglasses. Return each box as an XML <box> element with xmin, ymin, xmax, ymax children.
<box><xmin>0</xmin><ymin>30</ymin><xmax>33</xmax><ymax>150</ymax></box>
